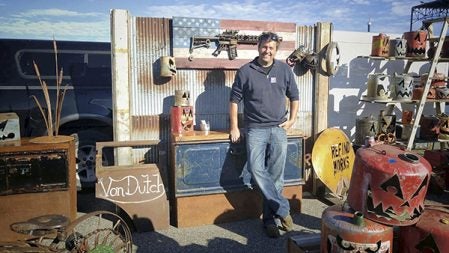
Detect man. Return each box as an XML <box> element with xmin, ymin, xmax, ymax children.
<box><xmin>229</xmin><ymin>32</ymin><xmax>299</xmax><ymax>238</ymax></box>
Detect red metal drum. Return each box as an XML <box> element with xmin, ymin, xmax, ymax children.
<box><xmin>404</xmin><ymin>30</ymin><xmax>427</xmax><ymax>57</ymax></box>
<box><xmin>321</xmin><ymin>204</ymin><xmax>393</xmax><ymax>253</ymax></box>
<box><xmin>347</xmin><ymin>144</ymin><xmax>431</xmax><ymax>226</ymax></box>
<box><xmin>398</xmin><ymin>208</ymin><xmax>449</xmax><ymax>253</ymax></box>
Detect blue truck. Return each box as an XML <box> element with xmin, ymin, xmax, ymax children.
<box><xmin>0</xmin><ymin>38</ymin><xmax>113</xmax><ymax>189</ymax></box>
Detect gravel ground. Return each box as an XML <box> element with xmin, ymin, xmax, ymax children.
<box><xmin>77</xmin><ymin>192</ymin><xmax>328</xmax><ymax>253</ymax></box>
<box><xmin>77</xmin><ymin>190</ymin><xmax>449</xmax><ymax>253</ymax></box>
<box><xmin>131</xmin><ymin>196</ymin><xmax>328</xmax><ymax>253</ymax></box>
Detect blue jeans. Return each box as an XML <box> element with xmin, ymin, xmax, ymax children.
<box><xmin>246</xmin><ymin>127</ymin><xmax>290</xmax><ymax>225</ymax></box>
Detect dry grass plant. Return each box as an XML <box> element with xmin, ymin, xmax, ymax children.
<box><xmin>31</xmin><ymin>39</ymin><xmax>68</xmax><ymax>137</ymax></box>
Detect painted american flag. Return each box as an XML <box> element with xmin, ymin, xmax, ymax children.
<box><xmin>172</xmin><ymin>16</ymin><xmax>297</xmax><ymax>69</ymax></box>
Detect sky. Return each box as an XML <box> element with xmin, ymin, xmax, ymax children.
<box><xmin>0</xmin><ymin>0</ymin><xmax>425</xmax><ymax>42</ymax></box>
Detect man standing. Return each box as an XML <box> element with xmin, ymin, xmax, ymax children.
<box><xmin>229</xmin><ymin>32</ymin><xmax>299</xmax><ymax>238</ymax></box>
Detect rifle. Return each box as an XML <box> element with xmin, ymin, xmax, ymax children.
<box><xmin>189</xmin><ymin>30</ymin><xmax>259</xmax><ymax>60</ymax></box>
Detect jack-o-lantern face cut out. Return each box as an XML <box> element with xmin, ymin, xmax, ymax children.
<box><xmin>398</xmin><ymin>208</ymin><xmax>449</xmax><ymax>253</ymax></box>
<box><xmin>404</xmin><ymin>30</ymin><xmax>427</xmax><ymax>57</ymax></box>
<box><xmin>393</xmin><ymin>73</ymin><xmax>414</xmax><ymax>101</ymax></box>
<box><xmin>347</xmin><ymin>144</ymin><xmax>431</xmax><ymax>226</ymax></box>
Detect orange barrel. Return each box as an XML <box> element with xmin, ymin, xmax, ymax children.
<box><xmin>389</xmin><ymin>38</ymin><xmax>407</xmax><ymax>58</ymax></box>
<box><xmin>347</xmin><ymin>144</ymin><xmax>431</xmax><ymax>226</ymax></box>
<box><xmin>398</xmin><ymin>208</ymin><xmax>449</xmax><ymax>253</ymax></box>
<box><xmin>404</xmin><ymin>30</ymin><xmax>427</xmax><ymax>57</ymax></box>
<box><xmin>321</xmin><ymin>204</ymin><xmax>393</xmax><ymax>253</ymax></box>
<box><xmin>371</xmin><ymin>33</ymin><xmax>390</xmax><ymax>57</ymax></box>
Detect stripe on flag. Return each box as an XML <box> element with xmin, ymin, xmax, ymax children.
<box><xmin>172</xmin><ymin>16</ymin><xmax>297</xmax><ymax>69</ymax></box>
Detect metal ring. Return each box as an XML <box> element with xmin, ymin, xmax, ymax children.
<box><xmin>325</xmin><ymin>41</ymin><xmax>341</xmax><ymax>76</ymax></box>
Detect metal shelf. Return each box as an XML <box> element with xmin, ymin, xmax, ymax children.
<box><xmin>360</xmin><ymin>18</ymin><xmax>449</xmax><ymax>150</ymax></box>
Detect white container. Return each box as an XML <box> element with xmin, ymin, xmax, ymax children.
<box><xmin>366</xmin><ymin>73</ymin><xmax>390</xmax><ymax>101</ymax></box>
<box><xmin>392</xmin><ymin>73</ymin><xmax>414</xmax><ymax>101</ymax></box>
<box><xmin>0</xmin><ymin>112</ymin><xmax>21</xmax><ymax>142</ymax></box>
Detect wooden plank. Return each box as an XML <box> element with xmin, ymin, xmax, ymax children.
<box><xmin>171</xmin><ymin>130</ymin><xmax>305</xmax><ymax>143</ymax></box>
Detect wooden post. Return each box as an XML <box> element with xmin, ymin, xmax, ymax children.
<box><xmin>312</xmin><ymin>22</ymin><xmax>332</xmax><ymax>196</ymax></box>
<box><xmin>111</xmin><ymin>9</ymin><xmax>132</xmax><ymax>165</ymax></box>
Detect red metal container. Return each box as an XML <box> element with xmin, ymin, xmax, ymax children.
<box><xmin>404</xmin><ymin>30</ymin><xmax>427</xmax><ymax>57</ymax></box>
<box><xmin>170</xmin><ymin>106</ymin><xmax>194</xmax><ymax>134</ymax></box>
<box><xmin>371</xmin><ymin>33</ymin><xmax>390</xmax><ymax>57</ymax></box>
<box><xmin>398</xmin><ymin>208</ymin><xmax>449</xmax><ymax>253</ymax></box>
<box><xmin>321</xmin><ymin>204</ymin><xmax>393</xmax><ymax>253</ymax></box>
<box><xmin>347</xmin><ymin>144</ymin><xmax>431</xmax><ymax>226</ymax></box>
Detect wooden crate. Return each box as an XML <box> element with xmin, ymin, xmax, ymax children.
<box><xmin>0</xmin><ymin>138</ymin><xmax>76</xmax><ymax>241</ymax></box>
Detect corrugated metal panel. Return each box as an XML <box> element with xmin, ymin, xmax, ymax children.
<box><xmin>127</xmin><ymin>16</ymin><xmax>316</xmax><ymax>163</ymax></box>
<box><xmin>296</xmin><ymin>25</ymin><xmax>315</xmax><ymax>137</ymax></box>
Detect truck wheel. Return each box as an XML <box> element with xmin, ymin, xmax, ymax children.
<box><xmin>75</xmin><ymin>129</ymin><xmax>113</xmax><ymax>189</ymax></box>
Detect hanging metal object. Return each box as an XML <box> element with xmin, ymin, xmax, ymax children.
<box><xmin>324</xmin><ymin>41</ymin><xmax>341</xmax><ymax>76</ymax></box>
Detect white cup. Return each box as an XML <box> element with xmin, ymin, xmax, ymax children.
<box><xmin>200</xmin><ymin>120</ymin><xmax>210</xmax><ymax>132</ymax></box>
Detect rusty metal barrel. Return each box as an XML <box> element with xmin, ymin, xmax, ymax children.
<box><xmin>321</xmin><ymin>204</ymin><xmax>393</xmax><ymax>253</ymax></box>
<box><xmin>347</xmin><ymin>144</ymin><xmax>431</xmax><ymax>226</ymax></box>
<box><xmin>398</xmin><ymin>208</ymin><xmax>449</xmax><ymax>253</ymax></box>
<box><xmin>404</xmin><ymin>30</ymin><xmax>427</xmax><ymax>57</ymax></box>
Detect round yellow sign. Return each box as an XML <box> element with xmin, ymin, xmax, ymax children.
<box><xmin>311</xmin><ymin>128</ymin><xmax>355</xmax><ymax>196</ymax></box>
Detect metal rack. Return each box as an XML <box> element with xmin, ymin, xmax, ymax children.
<box><xmin>361</xmin><ymin>18</ymin><xmax>449</xmax><ymax>150</ymax></box>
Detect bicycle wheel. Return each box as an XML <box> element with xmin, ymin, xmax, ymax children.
<box><xmin>63</xmin><ymin>211</ymin><xmax>132</xmax><ymax>253</ymax></box>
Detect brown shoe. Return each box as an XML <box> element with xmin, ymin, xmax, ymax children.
<box><xmin>265</xmin><ymin>224</ymin><xmax>280</xmax><ymax>238</ymax></box>
<box><xmin>280</xmin><ymin>214</ymin><xmax>293</xmax><ymax>231</ymax></box>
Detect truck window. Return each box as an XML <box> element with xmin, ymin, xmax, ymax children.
<box><xmin>17</xmin><ymin>50</ymin><xmax>85</xmax><ymax>80</ymax></box>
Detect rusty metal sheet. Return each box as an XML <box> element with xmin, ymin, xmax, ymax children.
<box><xmin>123</xmin><ymin>15</ymin><xmax>315</xmax><ymax>175</ymax></box>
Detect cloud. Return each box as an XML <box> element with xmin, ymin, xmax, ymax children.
<box><xmin>391</xmin><ymin>1</ymin><xmax>413</xmax><ymax>16</ymax></box>
<box><xmin>12</xmin><ymin>8</ymin><xmax>102</xmax><ymax>18</ymax></box>
<box><xmin>0</xmin><ymin>17</ymin><xmax>110</xmax><ymax>41</ymax></box>
<box><xmin>342</xmin><ymin>0</ymin><xmax>370</xmax><ymax>4</ymax></box>
<box><xmin>142</xmin><ymin>1</ymin><xmax>319</xmax><ymax>25</ymax></box>
<box><xmin>0</xmin><ymin>7</ymin><xmax>110</xmax><ymax>41</ymax></box>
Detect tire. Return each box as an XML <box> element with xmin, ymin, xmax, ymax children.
<box><xmin>74</xmin><ymin>129</ymin><xmax>113</xmax><ymax>189</ymax></box>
